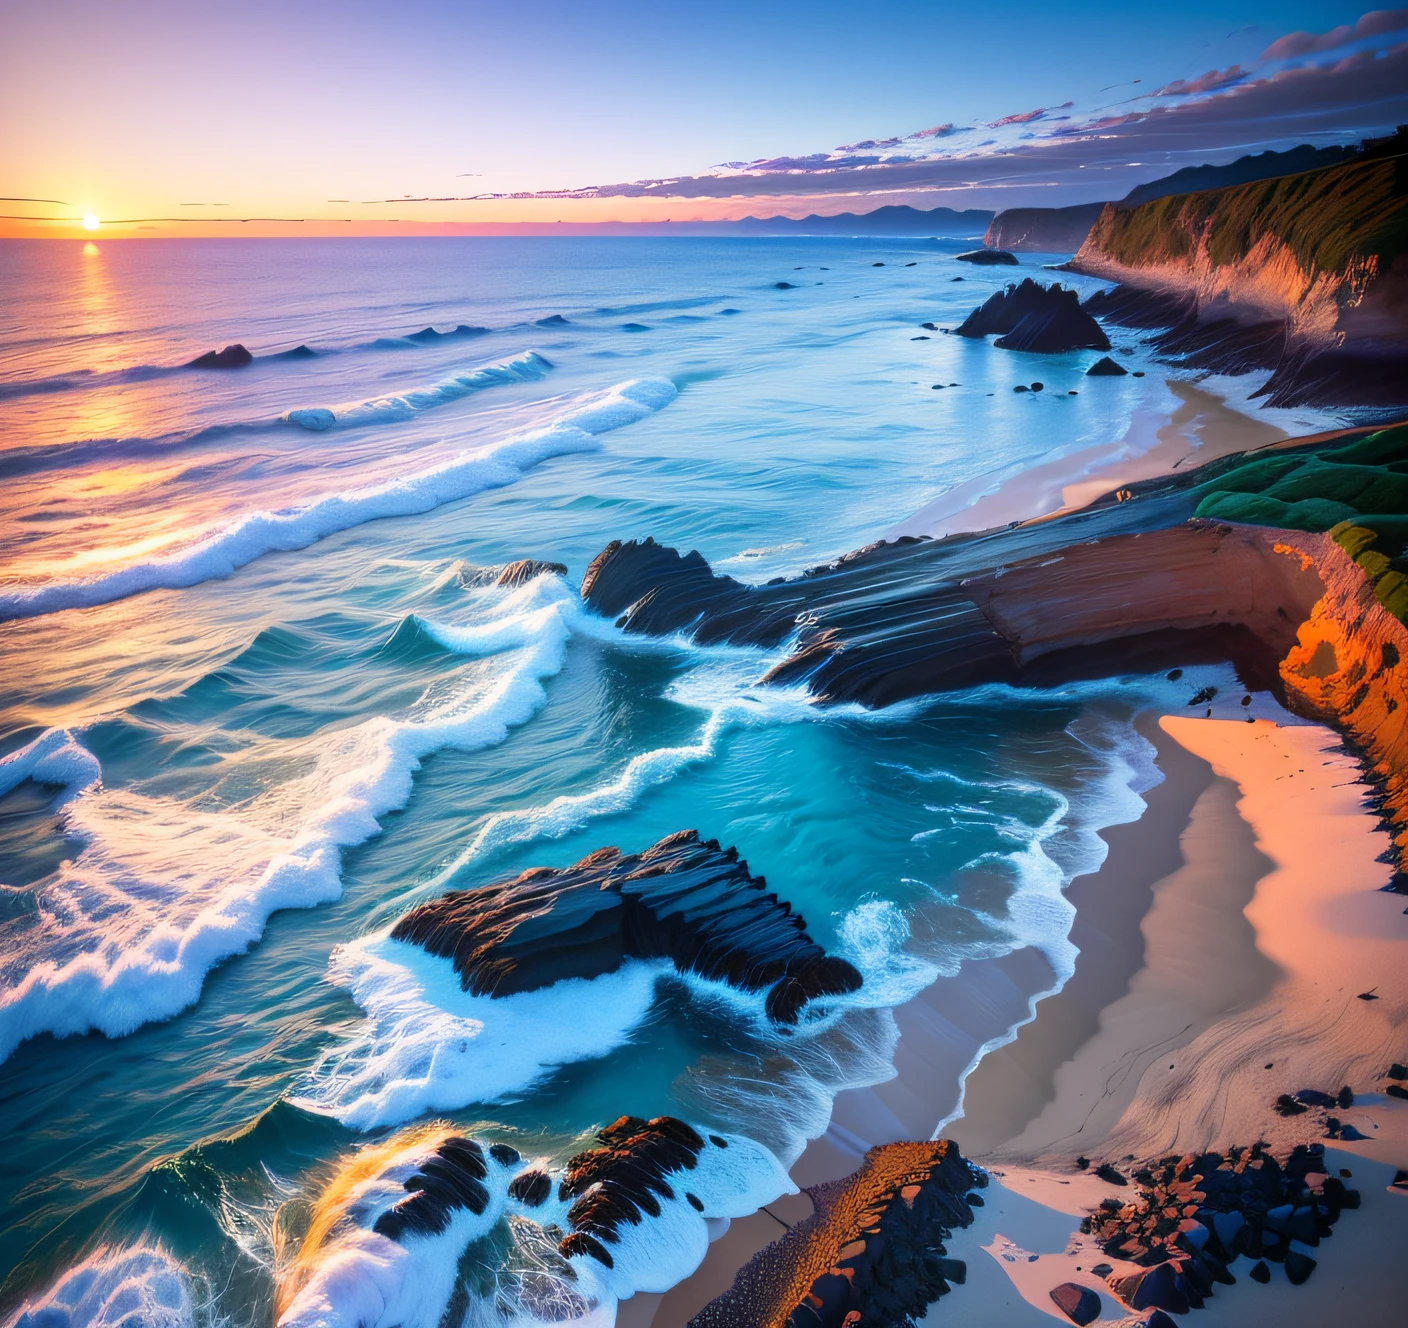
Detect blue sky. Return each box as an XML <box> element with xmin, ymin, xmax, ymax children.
<box><xmin>0</xmin><ymin>2</ymin><xmax>1400</xmax><ymax>228</ymax></box>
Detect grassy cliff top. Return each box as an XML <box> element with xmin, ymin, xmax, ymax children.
<box><xmin>1083</xmin><ymin>140</ymin><xmax>1408</xmax><ymax>279</ymax></box>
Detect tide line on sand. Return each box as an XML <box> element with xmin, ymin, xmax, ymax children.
<box><xmin>625</xmin><ymin>710</ymin><xmax>1408</xmax><ymax>1326</ymax></box>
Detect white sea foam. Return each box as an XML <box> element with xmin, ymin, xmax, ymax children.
<box><xmin>0</xmin><ymin>576</ymin><xmax>589</xmax><ymax>1063</ymax></box>
<box><xmin>2</xmin><ymin>1245</ymin><xmax>192</xmax><ymax>1328</ymax></box>
<box><xmin>300</xmin><ymin>939</ymin><xmax>670</xmax><ymax>1130</ymax></box>
<box><xmin>284</xmin><ymin>351</ymin><xmax>552</xmax><ymax>431</ymax></box>
<box><xmin>0</xmin><ymin>727</ymin><xmax>101</xmax><ymax>805</ymax></box>
<box><xmin>0</xmin><ymin>376</ymin><xmax>677</xmax><ymax>622</ymax></box>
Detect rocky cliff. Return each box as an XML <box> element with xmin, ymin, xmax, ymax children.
<box><xmin>1072</xmin><ymin>132</ymin><xmax>1408</xmax><ymax>407</ymax></box>
<box><xmin>982</xmin><ymin>202</ymin><xmax>1108</xmax><ymax>253</ymax></box>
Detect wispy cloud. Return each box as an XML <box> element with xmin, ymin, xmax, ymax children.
<box><xmin>495</xmin><ymin>10</ymin><xmax>1408</xmax><ymax>210</ymax></box>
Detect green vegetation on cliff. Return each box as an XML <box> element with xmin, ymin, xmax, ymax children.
<box><xmin>1194</xmin><ymin>424</ymin><xmax>1408</xmax><ymax>619</ymax></box>
<box><xmin>1085</xmin><ymin>141</ymin><xmax>1408</xmax><ymax>279</ymax></box>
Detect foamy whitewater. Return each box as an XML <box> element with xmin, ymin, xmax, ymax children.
<box><xmin>0</xmin><ymin>236</ymin><xmax>1345</xmax><ymax>1327</ymax></box>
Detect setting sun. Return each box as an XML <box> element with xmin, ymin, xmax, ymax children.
<box><xmin>82</xmin><ymin>214</ymin><xmax>100</xmax><ymax>231</ymax></box>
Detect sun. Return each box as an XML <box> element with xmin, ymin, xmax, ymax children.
<box><xmin>82</xmin><ymin>214</ymin><xmax>100</xmax><ymax>231</ymax></box>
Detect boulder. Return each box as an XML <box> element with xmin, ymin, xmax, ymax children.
<box><xmin>1095</xmin><ymin>1163</ymin><xmax>1127</xmax><ymax>1186</ymax></box>
<box><xmin>187</xmin><ymin>343</ymin><xmax>252</xmax><ymax>369</ymax></box>
<box><xmin>955</xmin><ymin>248</ymin><xmax>1019</xmax><ymax>265</ymax></box>
<box><xmin>1049</xmin><ymin>1282</ymin><xmax>1101</xmax><ymax>1325</ymax></box>
<box><xmin>1284</xmin><ymin>1250</ymin><xmax>1317</xmax><ymax>1285</ymax></box>
<box><xmin>1249</xmin><ymin>1260</ymin><xmax>1271</xmax><ymax>1283</ymax></box>
<box><xmin>1111</xmin><ymin>1262</ymin><xmax>1189</xmax><ymax>1315</ymax></box>
<box><xmin>1086</xmin><ymin>355</ymin><xmax>1128</xmax><ymax>376</ymax></box>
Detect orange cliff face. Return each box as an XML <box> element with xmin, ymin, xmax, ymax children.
<box><xmin>1277</xmin><ymin>532</ymin><xmax>1408</xmax><ymax>853</ymax></box>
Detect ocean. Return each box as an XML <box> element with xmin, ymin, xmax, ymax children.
<box><xmin>0</xmin><ymin>236</ymin><xmax>1312</xmax><ymax>1326</ymax></box>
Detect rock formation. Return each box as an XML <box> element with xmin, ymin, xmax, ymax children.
<box><xmin>690</xmin><ymin>1140</ymin><xmax>982</xmax><ymax>1328</ymax></box>
<box><xmin>954</xmin><ymin>248</ymin><xmax>1018</xmax><ymax>265</ymax></box>
<box><xmin>983</xmin><ymin>202</ymin><xmax>1109</xmax><ymax>254</ymax></box>
<box><xmin>954</xmin><ymin>279</ymin><xmax>1111</xmax><ymax>353</ymax></box>
<box><xmin>496</xmin><ymin>558</ymin><xmax>567</xmax><ymax>588</ymax></box>
<box><xmin>1085</xmin><ymin>356</ymin><xmax>1128</xmax><ymax>376</ymax></box>
<box><xmin>187</xmin><ymin>344</ymin><xmax>253</xmax><ymax>369</ymax></box>
<box><xmin>389</xmin><ymin>829</ymin><xmax>863</xmax><ymax>1023</ymax></box>
<box><xmin>577</xmin><ymin>422</ymin><xmax>1408</xmax><ymax>849</ymax></box>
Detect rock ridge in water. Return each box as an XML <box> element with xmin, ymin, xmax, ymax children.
<box><xmin>389</xmin><ymin>829</ymin><xmax>863</xmax><ymax>1023</ymax></box>
<box><xmin>187</xmin><ymin>343</ymin><xmax>253</xmax><ymax>369</ymax></box>
<box><xmin>954</xmin><ymin>248</ymin><xmax>1019</xmax><ymax>265</ymax></box>
<box><xmin>690</xmin><ymin>1139</ymin><xmax>983</xmax><ymax>1328</ymax></box>
<box><xmin>954</xmin><ymin>278</ymin><xmax>1111</xmax><ymax>352</ymax></box>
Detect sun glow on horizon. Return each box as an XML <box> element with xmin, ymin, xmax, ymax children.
<box><xmin>82</xmin><ymin>214</ymin><xmax>100</xmax><ymax>231</ymax></box>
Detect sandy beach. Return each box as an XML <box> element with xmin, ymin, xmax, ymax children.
<box><xmin>626</xmin><ymin>696</ymin><xmax>1408</xmax><ymax>1326</ymax></box>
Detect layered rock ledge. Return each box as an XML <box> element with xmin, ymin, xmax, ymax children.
<box><xmin>389</xmin><ymin>829</ymin><xmax>863</xmax><ymax>1022</ymax></box>
<box><xmin>689</xmin><ymin>1140</ymin><xmax>983</xmax><ymax>1328</ymax></box>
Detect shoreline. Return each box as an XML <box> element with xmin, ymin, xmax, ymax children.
<box><xmin>889</xmin><ymin>373</ymin><xmax>1336</xmax><ymax>542</ymax></box>
<box><xmin>635</xmin><ymin>705</ymin><xmax>1408</xmax><ymax>1325</ymax></box>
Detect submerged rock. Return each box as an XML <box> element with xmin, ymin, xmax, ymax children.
<box><xmin>955</xmin><ymin>248</ymin><xmax>1019</xmax><ymax>265</ymax></box>
<box><xmin>388</xmin><ymin>829</ymin><xmax>862</xmax><ymax>1023</ymax></box>
<box><xmin>1086</xmin><ymin>355</ymin><xmax>1129</xmax><ymax>376</ymax></box>
<box><xmin>955</xmin><ymin>278</ymin><xmax>1110</xmax><ymax>352</ymax></box>
<box><xmin>187</xmin><ymin>343</ymin><xmax>252</xmax><ymax>369</ymax></box>
<box><xmin>496</xmin><ymin>558</ymin><xmax>567</xmax><ymax>588</ymax></box>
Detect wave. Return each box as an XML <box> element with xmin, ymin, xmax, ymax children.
<box><xmin>0</xmin><ymin>575</ymin><xmax>593</xmax><ymax>1062</ymax></box>
<box><xmin>275</xmin><ymin>1118</ymin><xmax>791</xmax><ymax>1328</ymax></box>
<box><xmin>0</xmin><ymin>324</ymin><xmax>494</xmax><ymax>404</ymax></box>
<box><xmin>0</xmin><ymin>376</ymin><xmax>677</xmax><ymax>622</ymax></box>
<box><xmin>2</xmin><ymin>1245</ymin><xmax>192</xmax><ymax>1328</ymax></box>
<box><xmin>283</xmin><ymin>349</ymin><xmax>551</xmax><ymax>431</ymax></box>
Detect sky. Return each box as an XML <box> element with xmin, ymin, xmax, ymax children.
<box><xmin>1</xmin><ymin>1</ymin><xmax>1404</xmax><ymax>235</ymax></box>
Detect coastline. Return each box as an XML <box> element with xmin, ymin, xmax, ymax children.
<box><xmin>640</xmin><ymin>703</ymin><xmax>1408</xmax><ymax>1325</ymax></box>
<box><xmin>889</xmin><ymin>374</ymin><xmax>1333</xmax><ymax>541</ymax></box>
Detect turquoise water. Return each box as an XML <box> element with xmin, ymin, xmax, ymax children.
<box><xmin>1</xmin><ymin>237</ymin><xmax>1204</xmax><ymax>1325</ymax></box>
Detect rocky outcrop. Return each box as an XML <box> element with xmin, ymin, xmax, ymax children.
<box><xmin>691</xmin><ymin>1141</ymin><xmax>981</xmax><ymax>1328</ymax></box>
<box><xmin>1072</xmin><ymin>134</ymin><xmax>1408</xmax><ymax>407</ymax></box>
<box><xmin>1085</xmin><ymin>355</ymin><xmax>1127</xmax><ymax>376</ymax></box>
<box><xmin>558</xmin><ymin>1115</ymin><xmax>708</xmax><ymax>1267</ymax></box>
<box><xmin>577</xmin><ymin>422</ymin><xmax>1408</xmax><ymax>849</ymax></box>
<box><xmin>954</xmin><ymin>278</ymin><xmax>1111</xmax><ymax>352</ymax></box>
<box><xmin>955</xmin><ymin>248</ymin><xmax>1018</xmax><ymax>265</ymax></box>
<box><xmin>389</xmin><ymin>829</ymin><xmax>862</xmax><ymax>1023</ymax></box>
<box><xmin>496</xmin><ymin>558</ymin><xmax>567</xmax><ymax>587</ymax></box>
<box><xmin>983</xmin><ymin>202</ymin><xmax>1108</xmax><ymax>254</ymax></box>
<box><xmin>187</xmin><ymin>344</ymin><xmax>252</xmax><ymax>369</ymax></box>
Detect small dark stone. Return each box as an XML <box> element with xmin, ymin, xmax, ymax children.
<box><xmin>1049</xmin><ymin>1282</ymin><xmax>1100</xmax><ymax>1325</ymax></box>
<box><xmin>1284</xmin><ymin>1250</ymin><xmax>1317</xmax><ymax>1285</ymax></box>
<box><xmin>921</xmin><ymin>322</ymin><xmax>939</xmax><ymax>330</ymax></box>
<box><xmin>1132</xmin><ymin>370</ymin><xmax>1145</xmax><ymax>376</ymax></box>
<box><xmin>1358</xmin><ymin>991</ymin><xmax>1380</xmax><ymax>1001</ymax></box>
<box><xmin>1275</xmin><ymin>1094</ymin><xmax>1308</xmax><ymax>1116</ymax></box>
<box><xmin>1090</xmin><ymin>1263</ymin><xmax>1112</xmax><ymax>1277</ymax></box>
<box><xmin>709</xmin><ymin>1135</ymin><xmax>729</xmax><ymax>1148</ymax></box>
<box><xmin>912</xmin><ymin>336</ymin><xmax>931</xmax><ymax>340</ymax></box>
<box><xmin>1249</xmin><ymin>1260</ymin><xmax>1271</xmax><ymax>1284</ymax></box>
<box><xmin>1389</xmin><ymin>1063</ymin><xmax>1408</xmax><ymax>1079</ymax></box>
<box><xmin>686</xmin><ymin>1192</ymin><xmax>704</xmax><ymax>1211</ymax></box>
<box><xmin>1337</xmin><ymin>1085</ymin><xmax>1354</xmax><ymax>1108</ymax></box>
<box><xmin>1086</xmin><ymin>355</ymin><xmax>1128</xmax><ymax>376</ymax></box>
<box><xmin>905</xmin><ymin>262</ymin><xmax>917</xmax><ymax>266</ymax></box>
<box><xmin>1166</xmin><ymin>669</ymin><xmax>1183</xmax><ymax>681</ymax></box>
<box><xmin>488</xmin><ymin>1143</ymin><xmax>521</xmax><ymax>1166</ymax></box>
<box><xmin>1095</xmin><ymin>1163</ymin><xmax>1127</xmax><ymax>1186</ymax></box>
<box><xmin>1076</xmin><ymin>1157</ymin><xmax>1090</xmax><ymax>1170</ymax></box>
<box><xmin>872</xmin><ymin>262</ymin><xmax>885</xmax><ymax>267</ymax></box>
<box><xmin>1068</xmin><ymin>389</ymin><xmax>1079</xmax><ymax>394</ymax></box>
<box><xmin>965</xmin><ymin>1192</ymin><xmax>985</xmax><ymax>1206</ymax></box>
<box><xmin>1030</xmin><ymin>382</ymin><xmax>1044</xmax><ymax>392</ymax></box>
<box><xmin>774</xmin><ymin>281</ymin><xmax>795</xmax><ymax>289</ymax></box>
<box><xmin>1294</xmin><ymin>1089</ymin><xmax>1337</xmax><ymax>1108</ymax></box>
<box><xmin>1014</xmin><ymin>384</ymin><xmax>1029</xmax><ymax>392</ymax></box>
<box><xmin>1388</xmin><ymin>1084</ymin><xmax>1408</xmax><ymax>1100</ymax></box>
<box><xmin>951</xmin><ymin>275</ymin><xmax>965</xmax><ymax>280</ymax></box>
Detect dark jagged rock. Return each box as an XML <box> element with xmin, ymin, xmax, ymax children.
<box><xmin>1112</xmin><ymin>1262</ymin><xmax>1190</xmax><ymax>1314</ymax></box>
<box><xmin>955</xmin><ymin>248</ymin><xmax>1018</xmax><ymax>265</ymax></box>
<box><xmin>535</xmin><ymin>314</ymin><xmax>569</xmax><ymax>326</ymax></box>
<box><xmin>1249</xmin><ymin>1259</ymin><xmax>1271</xmax><ymax>1283</ymax></box>
<box><xmin>187</xmin><ymin>343</ymin><xmax>253</xmax><ymax>369</ymax></box>
<box><xmin>1050</xmin><ymin>1281</ymin><xmax>1101</xmax><ymax>1324</ymax></box>
<box><xmin>1086</xmin><ymin>355</ymin><xmax>1128</xmax><ymax>376</ymax></box>
<box><xmin>508</xmin><ymin>1168</ymin><xmax>552</xmax><ymax>1206</ymax></box>
<box><xmin>1081</xmin><ymin>284</ymin><xmax>1197</xmax><ymax>329</ymax></box>
<box><xmin>689</xmin><ymin>1140</ymin><xmax>983</xmax><ymax>1328</ymax></box>
<box><xmin>372</xmin><ymin>1135</ymin><xmax>489</xmax><ymax>1241</ymax></box>
<box><xmin>1095</xmin><ymin>1163</ymin><xmax>1127</xmax><ymax>1186</ymax></box>
<box><xmin>496</xmin><ymin>559</ymin><xmax>568</xmax><ymax>588</ymax></box>
<box><xmin>389</xmin><ymin>830</ymin><xmax>862</xmax><ymax>1023</ymax></box>
<box><xmin>557</xmin><ymin>1116</ymin><xmax>707</xmax><ymax>1262</ymax></box>
<box><xmin>954</xmin><ymin>278</ymin><xmax>1110</xmax><ymax>352</ymax></box>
